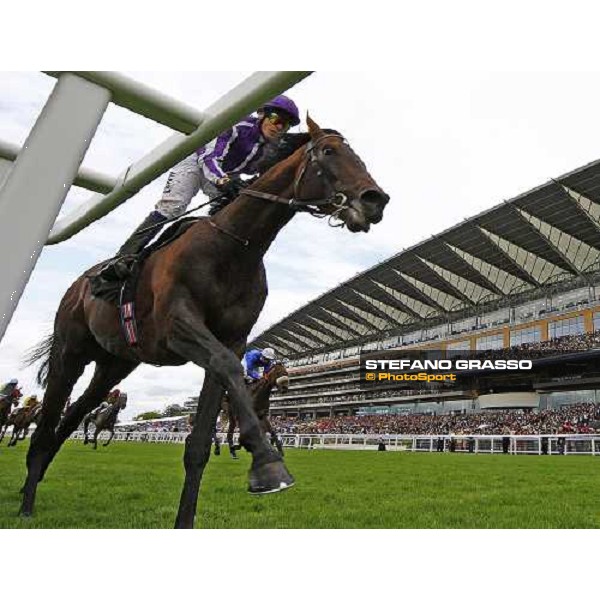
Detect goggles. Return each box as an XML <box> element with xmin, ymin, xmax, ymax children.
<box><xmin>264</xmin><ymin>111</ymin><xmax>292</xmax><ymax>131</ymax></box>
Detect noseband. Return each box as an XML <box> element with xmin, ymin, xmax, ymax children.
<box><xmin>242</xmin><ymin>134</ymin><xmax>350</xmax><ymax>227</ymax></box>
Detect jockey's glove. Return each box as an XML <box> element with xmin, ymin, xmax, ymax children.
<box><xmin>215</xmin><ymin>177</ymin><xmax>245</xmax><ymax>201</ymax></box>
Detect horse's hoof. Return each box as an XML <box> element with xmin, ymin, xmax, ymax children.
<box><xmin>214</xmin><ymin>446</ymin><xmax>221</xmax><ymax>456</ymax></box>
<box><xmin>19</xmin><ymin>510</ymin><xmax>33</xmax><ymax>518</ymax></box>
<box><xmin>248</xmin><ymin>461</ymin><xmax>295</xmax><ymax>495</ymax></box>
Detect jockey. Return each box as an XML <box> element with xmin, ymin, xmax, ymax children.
<box><xmin>242</xmin><ymin>347</ymin><xmax>276</xmax><ymax>383</ymax></box>
<box><xmin>22</xmin><ymin>394</ymin><xmax>39</xmax><ymax>410</ymax></box>
<box><xmin>99</xmin><ymin>95</ymin><xmax>300</xmax><ymax>280</ymax></box>
<box><xmin>107</xmin><ymin>389</ymin><xmax>122</xmax><ymax>403</ymax></box>
<box><xmin>0</xmin><ymin>378</ymin><xmax>18</xmax><ymax>394</ymax></box>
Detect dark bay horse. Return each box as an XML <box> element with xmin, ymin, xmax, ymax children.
<box><xmin>224</xmin><ymin>362</ymin><xmax>290</xmax><ymax>459</ymax></box>
<box><xmin>21</xmin><ymin>116</ymin><xmax>389</xmax><ymax>527</ymax></box>
<box><xmin>0</xmin><ymin>389</ymin><xmax>22</xmax><ymax>444</ymax></box>
<box><xmin>82</xmin><ymin>392</ymin><xmax>128</xmax><ymax>449</ymax></box>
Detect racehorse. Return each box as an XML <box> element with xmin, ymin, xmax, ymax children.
<box><xmin>0</xmin><ymin>389</ymin><xmax>22</xmax><ymax>444</ymax></box>
<box><xmin>224</xmin><ymin>362</ymin><xmax>290</xmax><ymax>459</ymax></box>
<box><xmin>3</xmin><ymin>404</ymin><xmax>43</xmax><ymax>447</ymax></box>
<box><xmin>82</xmin><ymin>392</ymin><xmax>128</xmax><ymax>449</ymax></box>
<box><xmin>21</xmin><ymin>116</ymin><xmax>389</xmax><ymax>527</ymax></box>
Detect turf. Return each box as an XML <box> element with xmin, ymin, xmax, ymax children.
<box><xmin>0</xmin><ymin>441</ymin><xmax>598</xmax><ymax>528</ymax></box>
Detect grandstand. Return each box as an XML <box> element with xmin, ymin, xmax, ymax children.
<box><xmin>251</xmin><ymin>157</ymin><xmax>600</xmax><ymax>418</ymax></box>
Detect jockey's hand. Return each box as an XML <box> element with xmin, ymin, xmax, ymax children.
<box><xmin>244</xmin><ymin>375</ymin><xmax>255</xmax><ymax>384</ymax></box>
<box><xmin>216</xmin><ymin>177</ymin><xmax>244</xmax><ymax>200</ymax></box>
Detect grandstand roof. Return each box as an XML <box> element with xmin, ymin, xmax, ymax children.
<box><xmin>252</xmin><ymin>158</ymin><xmax>600</xmax><ymax>358</ymax></box>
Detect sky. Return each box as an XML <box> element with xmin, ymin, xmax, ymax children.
<box><xmin>4</xmin><ymin>70</ymin><xmax>600</xmax><ymax>419</ymax></box>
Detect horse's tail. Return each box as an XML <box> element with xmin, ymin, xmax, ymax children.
<box><xmin>22</xmin><ymin>333</ymin><xmax>56</xmax><ymax>388</ymax></box>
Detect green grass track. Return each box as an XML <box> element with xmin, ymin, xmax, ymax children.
<box><xmin>1</xmin><ymin>441</ymin><xmax>599</xmax><ymax>528</ymax></box>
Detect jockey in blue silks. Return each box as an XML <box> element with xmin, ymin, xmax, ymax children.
<box><xmin>242</xmin><ymin>347</ymin><xmax>276</xmax><ymax>383</ymax></box>
<box><xmin>105</xmin><ymin>95</ymin><xmax>300</xmax><ymax>265</ymax></box>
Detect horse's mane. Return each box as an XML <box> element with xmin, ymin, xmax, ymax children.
<box><xmin>257</xmin><ymin>129</ymin><xmax>341</xmax><ymax>174</ymax></box>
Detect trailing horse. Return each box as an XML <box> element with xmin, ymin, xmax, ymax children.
<box><xmin>224</xmin><ymin>362</ymin><xmax>289</xmax><ymax>459</ymax></box>
<box><xmin>82</xmin><ymin>392</ymin><xmax>128</xmax><ymax>449</ymax></box>
<box><xmin>0</xmin><ymin>390</ymin><xmax>22</xmax><ymax>444</ymax></box>
<box><xmin>21</xmin><ymin>116</ymin><xmax>389</xmax><ymax>527</ymax></box>
<box><xmin>3</xmin><ymin>404</ymin><xmax>43</xmax><ymax>447</ymax></box>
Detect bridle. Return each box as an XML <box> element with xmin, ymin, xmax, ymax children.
<box><xmin>241</xmin><ymin>134</ymin><xmax>351</xmax><ymax>227</ymax></box>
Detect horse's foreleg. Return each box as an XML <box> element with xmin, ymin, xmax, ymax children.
<box><xmin>212</xmin><ymin>426</ymin><xmax>221</xmax><ymax>456</ymax></box>
<box><xmin>93</xmin><ymin>429</ymin><xmax>99</xmax><ymax>450</ymax></box>
<box><xmin>227</xmin><ymin>413</ymin><xmax>238</xmax><ymax>459</ymax></box>
<box><xmin>8</xmin><ymin>429</ymin><xmax>19</xmax><ymax>447</ymax></box>
<box><xmin>102</xmin><ymin>428</ymin><xmax>115</xmax><ymax>447</ymax></box>
<box><xmin>167</xmin><ymin>311</ymin><xmax>293</xmax><ymax>495</ymax></box>
<box><xmin>83</xmin><ymin>417</ymin><xmax>90</xmax><ymax>445</ymax></box>
<box><xmin>175</xmin><ymin>373</ymin><xmax>223</xmax><ymax>529</ymax></box>
<box><xmin>263</xmin><ymin>417</ymin><xmax>284</xmax><ymax>456</ymax></box>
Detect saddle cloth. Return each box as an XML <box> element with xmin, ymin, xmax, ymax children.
<box><xmin>88</xmin><ymin>217</ymin><xmax>202</xmax><ymax>346</ymax></box>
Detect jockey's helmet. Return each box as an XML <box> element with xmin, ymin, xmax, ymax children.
<box><xmin>9</xmin><ymin>378</ymin><xmax>18</xmax><ymax>384</ymax></box>
<box><xmin>261</xmin><ymin>347</ymin><xmax>276</xmax><ymax>361</ymax></box>
<box><xmin>261</xmin><ymin>95</ymin><xmax>300</xmax><ymax>126</ymax></box>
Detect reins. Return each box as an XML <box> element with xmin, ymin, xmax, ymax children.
<box><xmin>210</xmin><ymin>134</ymin><xmax>351</xmax><ymax>246</ymax></box>
<box><xmin>136</xmin><ymin>134</ymin><xmax>351</xmax><ymax>248</ymax></box>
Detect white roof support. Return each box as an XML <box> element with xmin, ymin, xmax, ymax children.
<box><xmin>47</xmin><ymin>71</ymin><xmax>312</xmax><ymax>244</ymax></box>
<box><xmin>0</xmin><ymin>137</ymin><xmax>118</xmax><ymax>194</ymax></box>
<box><xmin>0</xmin><ymin>70</ymin><xmax>312</xmax><ymax>343</ymax></box>
<box><xmin>44</xmin><ymin>71</ymin><xmax>206</xmax><ymax>134</ymax></box>
<box><xmin>0</xmin><ymin>73</ymin><xmax>111</xmax><ymax>340</ymax></box>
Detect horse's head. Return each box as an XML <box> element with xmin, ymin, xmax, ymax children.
<box><xmin>294</xmin><ymin>115</ymin><xmax>389</xmax><ymax>232</ymax></box>
<box><xmin>265</xmin><ymin>362</ymin><xmax>290</xmax><ymax>393</ymax></box>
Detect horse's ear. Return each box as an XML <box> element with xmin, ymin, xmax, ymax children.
<box><xmin>306</xmin><ymin>113</ymin><xmax>323</xmax><ymax>138</ymax></box>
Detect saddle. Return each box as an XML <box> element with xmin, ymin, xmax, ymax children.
<box><xmin>88</xmin><ymin>217</ymin><xmax>202</xmax><ymax>346</ymax></box>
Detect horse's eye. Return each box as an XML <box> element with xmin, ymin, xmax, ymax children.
<box><xmin>322</xmin><ymin>147</ymin><xmax>334</xmax><ymax>156</ymax></box>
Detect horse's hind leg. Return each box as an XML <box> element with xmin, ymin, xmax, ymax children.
<box><xmin>49</xmin><ymin>357</ymin><xmax>138</xmax><ymax>461</ymax></box>
<box><xmin>20</xmin><ymin>352</ymin><xmax>89</xmax><ymax>515</ymax></box>
<box><xmin>21</xmin><ymin>356</ymin><xmax>137</xmax><ymax>516</ymax></box>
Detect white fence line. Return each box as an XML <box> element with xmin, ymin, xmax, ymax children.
<box><xmin>67</xmin><ymin>431</ymin><xmax>600</xmax><ymax>455</ymax></box>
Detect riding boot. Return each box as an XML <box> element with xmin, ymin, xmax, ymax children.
<box><xmin>98</xmin><ymin>211</ymin><xmax>167</xmax><ymax>281</ymax></box>
<box><xmin>116</xmin><ymin>210</ymin><xmax>168</xmax><ymax>257</ymax></box>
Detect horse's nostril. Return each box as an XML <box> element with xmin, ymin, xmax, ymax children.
<box><xmin>359</xmin><ymin>189</ymin><xmax>389</xmax><ymax>207</ymax></box>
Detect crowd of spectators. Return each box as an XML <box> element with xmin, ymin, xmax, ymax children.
<box><xmin>476</xmin><ymin>332</ymin><xmax>600</xmax><ymax>361</ymax></box>
<box><xmin>269</xmin><ymin>402</ymin><xmax>600</xmax><ymax>436</ymax></box>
